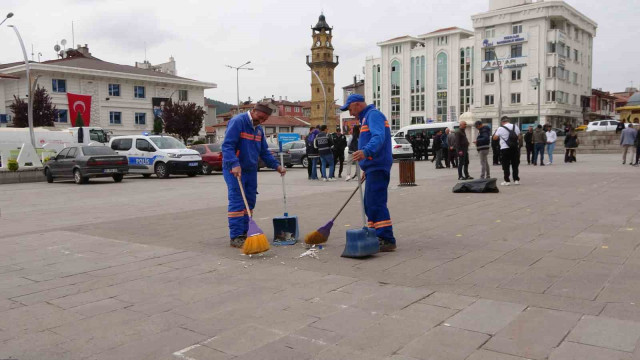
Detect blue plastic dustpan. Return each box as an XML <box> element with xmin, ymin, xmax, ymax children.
<box><xmin>341</xmin><ymin>227</ymin><xmax>379</xmax><ymax>258</ymax></box>
<box><xmin>273</xmin><ymin>213</ymin><xmax>299</xmax><ymax>246</ymax></box>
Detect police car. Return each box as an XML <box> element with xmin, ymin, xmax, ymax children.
<box><xmin>109</xmin><ymin>135</ymin><xmax>202</xmax><ymax>178</ymax></box>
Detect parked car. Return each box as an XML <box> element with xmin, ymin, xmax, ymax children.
<box><xmin>282</xmin><ymin>140</ymin><xmax>306</xmax><ymax>167</ymax></box>
<box><xmin>586</xmin><ymin>120</ymin><xmax>620</xmax><ymax>132</ymax></box>
<box><xmin>43</xmin><ymin>145</ymin><xmax>128</xmax><ymax>184</ymax></box>
<box><xmin>575</xmin><ymin>124</ymin><xmax>588</xmax><ymax>132</ymax></box>
<box><xmin>551</xmin><ymin>128</ymin><xmax>566</xmax><ymax>136</ymax></box>
<box><xmin>190</xmin><ymin>143</ymin><xmax>223</xmax><ymax>174</ymax></box>
<box><xmin>392</xmin><ymin>137</ymin><xmax>413</xmax><ymax>159</ymax></box>
<box><xmin>258</xmin><ymin>143</ymin><xmax>293</xmax><ymax>169</ymax></box>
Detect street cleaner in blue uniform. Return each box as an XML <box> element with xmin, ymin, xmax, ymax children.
<box><xmin>222</xmin><ymin>103</ymin><xmax>286</xmax><ymax>248</ymax></box>
<box><xmin>341</xmin><ymin>94</ymin><xmax>396</xmax><ymax>251</ymax></box>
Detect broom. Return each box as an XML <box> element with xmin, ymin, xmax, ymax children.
<box><xmin>237</xmin><ymin>177</ymin><xmax>270</xmax><ymax>255</ymax></box>
<box><xmin>304</xmin><ymin>176</ymin><xmax>365</xmax><ymax>245</ymax></box>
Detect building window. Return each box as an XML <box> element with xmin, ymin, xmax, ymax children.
<box><xmin>485</xmin><ymin>95</ymin><xmax>494</xmax><ymax>106</ymax></box>
<box><xmin>391</xmin><ymin>60</ymin><xmax>401</xmax><ymax>96</ymax></box>
<box><xmin>485</xmin><ymin>72</ymin><xmax>495</xmax><ymax>83</ymax></box>
<box><xmin>484</xmin><ymin>27</ymin><xmax>495</xmax><ymax>38</ymax></box>
<box><xmin>294</xmin><ymin>107</ymin><xmax>300</xmax><ymax>113</ymax></box>
<box><xmin>484</xmin><ymin>48</ymin><xmax>495</xmax><ymax>61</ymax></box>
<box><xmin>52</xmin><ymin>79</ymin><xmax>66</xmax><ymax>93</ymax></box>
<box><xmin>437</xmin><ymin>36</ymin><xmax>448</xmax><ymax>46</ymax></box>
<box><xmin>511</xmin><ymin>93</ymin><xmax>521</xmax><ymax>104</ymax></box>
<box><xmin>54</xmin><ymin>109</ymin><xmax>68</xmax><ymax>123</ymax></box>
<box><xmin>178</xmin><ymin>90</ymin><xmax>188</xmax><ymax>101</ymax></box>
<box><xmin>546</xmin><ymin>91</ymin><xmax>556</xmax><ymax>102</ymax></box>
<box><xmin>437</xmin><ymin>92</ymin><xmax>447</xmax><ymax>122</ymax></box>
<box><xmin>411</xmin><ymin>116</ymin><xmax>425</xmax><ymax>125</ymax></box>
<box><xmin>436</xmin><ymin>52</ymin><xmax>447</xmax><ymax>91</ymax></box>
<box><xmin>511</xmin><ymin>69</ymin><xmax>521</xmax><ymax>81</ymax></box>
<box><xmin>372</xmin><ymin>65</ymin><xmax>381</xmax><ymax>109</ymax></box>
<box><xmin>547</xmin><ymin>42</ymin><xmax>556</xmax><ymax>54</ymax></box>
<box><xmin>574</xmin><ymin>49</ymin><xmax>579</xmax><ymax>62</ymax></box>
<box><xmin>135</xmin><ymin>112</ymin><xmax>146</xmax><ymax>125</ymax></box>
<box><xmin>391</xmin><ymin>98</ymin><xmax>400</xmax><ymax>131</ymax></box>
<box><xmin>573</xmin><ymin>72</ymin><xmax>578</xmax><ymax>84</ymax></box>
<box><xmin>134</xmin><ymin>86</ymin><xmax>145</xmax><ymax>99</ymax></box>
<box><xmin>573</xmin><ymin>94</ymin><xmax>577</xmax><ymax>105</ymax></box>
<box><xmin>512</xmin><ymin>23</ymin><xmax>523</xmax><ymax>34</ymax></box>
<box><xmin>110</xmin><ymin>111</ymin><xmax>122</xmax><ymax>124</ymax></box>
<box><xmin>108</xmin><ymin>84</ymin><xmax>120</xmax><ymax>96</ymax></box>
<box><xmin>285</xmin><ymin>106</ymin><xmax>291</xmax><ymax>112</ymax></box>
<box><xmin>392</xmin><ymin>45</ymin><xmax>401</xmax><ymax>54</ymax></box>
<box><xmin>390</xmin><ymin>60</ymin><xmax>401</xmax><ymax>131</ymax></box>
<box><xmin>547</xmin><ymin>66</ymin><xmax>556</xmax><ymax>78</ymax></box>
<box><xmin>511</xmin><ymin>44</ymin><xmax>523</xmax><ymax>58</ymax></box>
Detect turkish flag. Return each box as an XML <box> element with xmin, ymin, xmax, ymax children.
<box><xmin>66</xmin><ymin>93</ymin><xmax>92</xmax><ymax>126</ymax></box>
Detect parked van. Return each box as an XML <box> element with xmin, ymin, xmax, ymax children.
<box><xmin>109</xmin><ymin>135</ymin><xmax>202</xmax><ymax>178</ymax></box>
<box><xmin>393</xmin><ymin>122</ymin><xmax>460</xmax><ymax>155</ymax></box>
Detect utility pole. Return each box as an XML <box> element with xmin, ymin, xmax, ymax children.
<box><xmin>531</xmin><ymin>74</ymin><xmax>542</xmax><ymax>126</ymax></box>
<box><xmin>9</xmin><ymin>25</ymin><xmax>35</xmax><ymax>148</ymax></box>
<box><xmin>226</xmin><ymin>61</ymin><xmax>253</xmax><ymax>113</ymax></box>
<box><xmin>311</xmin><ymin>70</ymin><xmax>327</xmax><ymax>126</ymax></box>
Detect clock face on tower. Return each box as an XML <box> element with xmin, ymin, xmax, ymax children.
<box><xmin>315</xmin><ymin>40</ymin><xmax>321</xmax><ymax>47</ymax></box>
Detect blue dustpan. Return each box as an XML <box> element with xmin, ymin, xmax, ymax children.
<box><xmin>272</xmin><ymin>150</ymin><xmax>298</xmax><ymax>246</ymax></box>
<box><xmin>342</xmin><ymin>164</ymin><xmax>379</xmax><ymax>258</ymax></box>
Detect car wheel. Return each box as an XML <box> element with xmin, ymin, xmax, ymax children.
<box><xmin>142</xmin><ymin>174</ymin><xmax>152</xmax><ymax>178</ymax></box>
<box><xmin>112</xmin><ymin>174</ymin><xmax>124</xmax><ymax>183</ymax></box>
<box><xmin>301</xmin><ymin>156</ymin><xmax>308</xmax><ymax>168</ymax></box>
<box><xmin>45</xmin><ymin>168</ymin><xmax>54</xmax><ymax>183</ymax></box>
<box><xmin>187</xmin><ymin>172</ymin><xmax>197</xmax><ymax>177</ymax></box>
<box><xmin>201</xmin><ymin>163</ymin><xmax>212</xmax><ymax>175</ymax></box>
<box><xmin>73</xmin><ymin>169</ymin><xmax>86</xmax><ymax>185</ymax></box>
<box><xmin>285</xmin><ymin>163</ymin><xmax>293</xmax><ymax>168</ymax></box>
<box><xmin>155</xmin><ymin>162</ymin><xmax>169</xmax><ymax>179</ymax></box>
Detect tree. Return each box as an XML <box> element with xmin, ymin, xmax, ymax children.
<box><xmin>75</xmin><ymin>112</ymin><xmax>85</xmax><ymax>127</ymax></box>
<box><xmin>162</xmin><ymin>100</ymin><xmax>205</xmax><ymax>143</ymax></box>
<box><xmin>8</xmin><ymin>86</ymin><xmax>57</xmax><ymax>127</ymax></box>
<box><xmin>153</xmin><ymin>116</ymin><xmax>164</xmax><ymax>135</ymax></box>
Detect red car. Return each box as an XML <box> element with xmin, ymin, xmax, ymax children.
<box><xmin>190</xmin><ymin>143</ymin><xmax>222</xmax><ymax>174</ymax></box>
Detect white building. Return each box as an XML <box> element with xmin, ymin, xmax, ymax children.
<box><xmin>365</xmin><ymin>0</ymin><xmax>597</xmax><ymax>131</ymax></box>
<box><xmin>0</xmin><ymin>45</ymin><xmax>216</xmax><ymax>136</ymax></box>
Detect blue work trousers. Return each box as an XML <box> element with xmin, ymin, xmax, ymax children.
<box><xmin>320</xmin><ymin>154</ymin><xmax>335</xmax><ymax>179</ymax></box>
<box><xmin>223</xmin><ymin>169</ymin><xmax>257</xmax><ymax>239</ymax></box>
<box><xmin>310</xmin><ymin>157</ymin><xmax>319</xmax><ymax>179</ymax></box>
<box><xmin>364</xmin><ymin>170</ymin><xmax>395</xmax><ymax>243</ymax></box>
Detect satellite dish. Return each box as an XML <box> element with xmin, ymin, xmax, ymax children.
<box><xmin>54</xmin><ymin>44</ymin><xmax>61</xmax><ymax>52</ymax></box>
<box><xmin>61</xmin><ymin>39</ymin><xmax>67</xmax><ymax>46</ymax></box>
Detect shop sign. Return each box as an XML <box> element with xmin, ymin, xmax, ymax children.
<box><xmin>482</xmin><ymin>57</ymin><xmax>528</xmax><ymax>71</ymax></box>
<box><xmin>482</xmin><ymin>33</ymin><xmax>528</xmax><ymax>48</ymax></box>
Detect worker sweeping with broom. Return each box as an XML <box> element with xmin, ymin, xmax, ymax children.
<box><xmin>342</xmin><ymin>94</ymin><xmax>396</xmax><ymax>252</ymax></box>
<box><xmin>222</xmin><ymin>103</ymin><xmax>286</xmax><ymax>253</ymax></box>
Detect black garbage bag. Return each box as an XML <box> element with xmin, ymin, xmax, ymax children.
<box><xmin>452</xmin><ymin>178</ymin><xmax>499</xmax><ymax>193</ymax></box>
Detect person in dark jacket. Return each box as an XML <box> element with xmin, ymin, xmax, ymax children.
<box><xmin>441</xmin><ymin>130</ymin><xmax>450</xmax><ymax>168</ymax></box>
<box><xmin>532</xmin><ymin>124</ymin><xmax>547</xmax><ymax>166</ymax></box>
<box><xmin>524</xmin><ymin>127</ymin><xmax>534</xmax><ymax>165</ymax></box>
<box><xmin>410</xmin><ymin>135</ymin><xmax>419</xmax><ymax>160</ymax></box>
<box><xmin>564</xmin><ymin>128</ymin><xmax>579</xmax><ymax>163</ymax></box>
<box><xmin>306</xmin><ymin>126</ymin><xmax>320</xmax><ymax>180</ymax></box>
<box><xmin>634</xmin><ymin>125</ymin><xmax>640</xmax><ymax>166</ymax></box>
<box><xmin>474</xmin><ymin>121</ymin><xmax>491</xmax><ymax>179</ymax></box>
<box><xmin>422</xmin><ymin>132</ymin><xmax>430</xmax><ymax>161</ymax></box>
<box><xmin>332</xmin><ymin>128</ymin><xmax>348</xmax><ymax>178</ymax></box>
<box><xmin>616</xmin><ymin>119</ymin><xmax>627</xmax><ymax>134</ymax></box>
<box><xmin>345</xmin><ymin>125</ymin><xmax>360</xmax><ymax>181</ymax></box>
<box><xmin>433</xmin><ymin>130</ymin><xmax>444</xmax><ymax>169</ymax></box>
<box><xmin>314</xmin><ymin>125</ymin><xmax>335</xmax><ymax>181</ymax></box>
<box><xmin>491</xmin><ymin>130</ymin><xmax>501</xmax><ymax>166</ymax></box>
<box><xmin>455</xmin><ymin>121</ymin><xmax>472</xmax><ymax>180</ymax></box>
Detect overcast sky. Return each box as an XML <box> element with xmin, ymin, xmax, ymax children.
<box><xmin>1</xmin><ymin>0</ymin><xmax>639</xmax><ymax>106</ymax></box>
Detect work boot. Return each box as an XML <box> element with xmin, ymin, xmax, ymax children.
<box><xmin>378</xmin><ymin>238</ymin><xmax>397</xmax><ymax>252</ymax></box>
<box><xmin>230</xmin><ymin>235</ymin><xmax>246</xmax><ymax>248</ymax></box>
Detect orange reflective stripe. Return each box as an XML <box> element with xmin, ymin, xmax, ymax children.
<box><xmin>228</xmin><ymin>210</ymin><xmax>247</xmax><ymax>218</ymax></box>
<box><xmin>367</xmin><ymin>221</ymin><xmax>374</xmax><ymax>227</ymax></box>
<box><xmin>240</xmin><ymin>132</ymin><xmax>255</xmax><ymax>140</ymax></box>
<box><xmin>384</xmin><ymin>121</ymin><xmax>390</xmax><ymax>128</ymax></box>
<box><xmin>373</xmin><ymin>220</ymin><xmax>392</xmax><ymax>228</ymax></box>
<box><xmin>254</xmin><ymin>135</ymin><xmax>262</xmax><ymax>141</ymax></box>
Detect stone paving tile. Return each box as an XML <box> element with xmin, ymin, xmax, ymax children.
<box><xmin>203</xmin><ymin>324</ymin><xmax>286</xmax><ymax>356</ymax></box>
<box><xmin>596</xmin><ymin>264</ymin><xmax>640</xmax><ymax>303</ymax></box>
<box><xmin>352</xmin><ymin>285</ymin><xmax>433</xmax><ymax>315</ymax></box>
<box><xmin>601</xmin><ymin>303</ymin><xmax>640</xmax><ymax>322</ymax></box>
<box><xmin>418</xmin><ymin>250</ymin><xmax>506</xmax><ymax>283</ymax></box>
<box><xmin>66</xmin><ymin>297</ymin><xmax>131</xmax><ymax>317</ymax></box>
<box><xmin>50</xmin><ymin>309</ymin><xmax>146</xmax><ymax>338</ymax></box>
<box><xmin>483</xmin><ymin>307</ymin><xmax>582</xmax><ymax>360</ymax></box>
<box><xmin>233</xmin><ymin>341</ymin><xmax>313</xmax><ymax>360</ymax></box>
<box><xmin>548</xmin><ymin>341</ymin><xmax>633</xmax><ymax>360</ymax></box>
<box><xmin>0</xmin><ymin>303</ymin><xmax>85</xmax><ymax>338</ymax></box>
<box><xmin>418</xmin><ymin>292</ymin><xmax>478</xmax><ymax>310</ymax></box>
<box><xmin>548</xmin><ymin>244</ymin><xmax>595</xmax><ymax>260</ymax></box>
<box><xmin>0</xmin><ymin>330</ymin><xmax>68</xmax><ymax>359</ymax></box>
<box><xmin>444</xmin><ymin>299</ymin><xmax>526</xmax><ymax>335</ymax></box>
<box><xmin>314</xmin><ymin>345</ymin><xmax>387</xmax><ymax>360</ymax></box>
<box><xmin>310</xmin><ymin>307</ymin><xmax>384</xmax><ymax>335</ymax></box>
<box><xmin>493</xmin><ymin>248</ymin><xmax>550</xmax><ymax>267</ymax></box>
<box><xmin>268</xmin><ymin>325</ymin><xmax>343</xmax><ymax>356</ymax></box>
<box><xmin>501</xmin><ymin>257</ymin><xmax>577</xmax><ymax>293</ymax></box>
<box><xmin>545</xmin><ymin>261</ymin><xmax>621</xmax><ymax>300</ymax></box>
<box><xmin>399</xmin><ymin>325</ymin><xmax>490</xmax><ymax>360</ymax></box>
<box><xmin>458</xmin><ymin>262</ymin><xmax>526</xmax><ymax>287</ymax></box>
<box><xmin>179</xmin><ymin>345</ymin><xmax>235</xmax><ymax>360</ymax></box>
<box><xmin>466</xmin><ymin>349</ymin><xmax>531</xmax><ymax>360</ymax></box>
<box><xmin>566</xmin><ymin>315</ymin><xmax>640</xmax><ymax>352</ymax></box>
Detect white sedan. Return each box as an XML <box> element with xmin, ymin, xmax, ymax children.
<box><xmin>586</xmin><ymin>120</ymin><xmax>620</xmax><ymax>132</ymax></box>
<box><xmin>392</xmin><ymin>137</ymin><xmax>413</xmax><ymax>159</ymax></box>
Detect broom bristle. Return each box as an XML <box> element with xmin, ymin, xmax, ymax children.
<box><xmin>304</xmin><ymin>230</ymin><xmax>328</xmax><ymax>245</ymax></box>
<box><xmin>242</xmin><ymin>233</ymin><xmax>270</xmax><ymax>255</ymax></box>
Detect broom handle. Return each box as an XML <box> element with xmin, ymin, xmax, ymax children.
<box><xmin>356</xmin><ymin>164</ymin><xmax>367</xmax><ymax>228</ymax></box>
<box><xmin>280</xmin><ymin>152</ymin><xmax>288</xmax><ymax>215</ymax></box>
<box><xmin>236</xmin><ymin>176</ymin><xmax>252</xmax><ymax>218</ymax></box>
<box><xmin>331</xmin><ymin>176</ymin><xmax>365</xmax><ymax>222</ymax></box>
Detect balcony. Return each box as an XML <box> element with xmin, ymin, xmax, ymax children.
<box><xmin>306</xmin><ymin>54</ymin><xmax>339</xmax><ymax>67</ymax></box>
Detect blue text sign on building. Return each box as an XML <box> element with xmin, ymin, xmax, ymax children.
<box><xmin>277</xmin><ymin>133</ymin><xmax>300</xmax><ymax>151</ymax></box>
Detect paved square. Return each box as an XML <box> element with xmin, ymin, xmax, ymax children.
<box><xmin>2</xmin><ymin>154</ymin><xmax>640</xmax><ymax>359</ymax></box>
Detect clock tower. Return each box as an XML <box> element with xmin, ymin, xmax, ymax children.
<box><xmin>306</xmin><ymin>13</ymin><xmax>339</xmax><ymax>128</ymax></box>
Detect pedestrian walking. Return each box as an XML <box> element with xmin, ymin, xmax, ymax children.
<box><xmin>441</xmin><ymin>129</ymin><xmax>450</xmax><ymax>168</ymax></box>
<box><xmin>564</xmin><ymin>129</ymin><xmax>579</xmax><ymax>163</ymax></box>
<box><xmin>532</xmin><ymin>124</ymin><xmax>547</xmax><ymax>166</ymax></box>
<box><xmin>423</xmin><ymin>132</ymin><xmax>430</xmax><ymax>161</ymax></box>
<box><xmin>345</xmin><ymin>125</ymin><xmax>360</xmax><ymax>181</ymax></box>
<box><xmin>455</xmin><ymin>121</ymin><xmax>472</xmax><ymax>181</ymax></box>
<box><xmin>341</xmin><ymin>94</ymin><xmax>396</xmax><ymax>252</ymax></box>
<box><xmin>616</xmin><ymin>119</ymin><xmax>627</xmax><ymax>134</ymax></box>
<box><xmin>221</xmin><ymin>103</ymin><xmax>286</xmax><ymax>248</ymax></box>
<box><xmin>447</xmin><ymin>128</ymin><xmax>458</xmax><ymax>168</ymax></box>
<box><xmin>306</xmin><ymin>126</ymin><xmax>320</xmax><ymax>180</ymax></box>
<box><xmin>491</xmin><ymin>130</ymin><xmax>501</xmax><ymax>166</ymax></box>
<box><xmin>314</xmin><ymin>125</ymin><xmax>336</xmax><ymax>181</ymax></box>
<box><xmin>433</xmin><ymin>130</ymin><xmax>444</xmax><ymax>169</ymax></box>
<box><xmin>332</xmin><ymin>128</ymin><xmax>347</xmax><ymax>178</ymax></box>
<box><xmin>634</xmin><ymin>125</ymin><xmax>640</xmax><ymax>166</ymax></box>
<box><xmin>474</xmin><ymin>121</ymin><xmax>491</xmax><ymax>179</ymax></box>
<box><xmin>410</xmin><ymin>135</ymin><xmax>419</xmax><ymax>160</ymax></box>
<box><xmin>524</xmin><ymin>127</ymin><xmax>534</xmax><ymax>165</ymax></box>
<box><xmin>545</xmin><ymin>125</ymin><xmax>558</xmax><ymax>165</ymax></box>
<box><xmin>620</xmin><ymin>124</ymin><xmax>638</xmax><ymax>165</ymax></box>
<box><xmin>494</xmin><ymin>116</ymin><xmax>521</xmax><ymax>186</ymax></box>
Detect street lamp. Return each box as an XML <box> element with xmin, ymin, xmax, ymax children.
<box><xmin>8</xmin><ymin>24</ymin><xmax>36</xmax><ymax>148</ymax></box>
<box><xmin>530</xmin><ymin>74</ymin><xmax>541</xmax><ymax>126</ymax></box>
<box><xmin>488</xmin><ymin>48</ymin><xmax>503</xmax><ymax>120</ymax></box>
<box><xmin>0</xmin><ymin>12</ymin><xmax>13</xmax><ymax>27</ymax></box>
<box><xmin>310</xmin><ymin>70</ymin><xmax>327</xmax><ymax>126</ymax></box>
<box><xmin>225</xmin><ymin>61</ymin><xmax>253</xmax><ymax>113</ymax></box>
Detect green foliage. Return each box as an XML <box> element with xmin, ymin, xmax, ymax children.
<box><xmin>206</xmin><ymin>98</ymin><xmax>234</xmax><ymax>114</ymax></box>
<box><xmin>7</xmin><ymin>160</ymin><xmax>19</xmax><ymax>172</ymax></box>
<box><xmin>153</xmin><ymin>117</ymin><xmax>164</xmax><ymax>135</ymax></box>
<box><xmin>191</xmin><ymin>140</ymin><xmax>205</xmax><ymax>145</ymax></box>
<box><xmin>9</xmin><ymin>86</ymin><xmax>57</xmax><ymax>127</ymax></box>
<box><xmin>162</xmin><ymin>100</ymin><xmax>206</xmax><ymax>144</ymax></box>
<box><xmin>75</xmin><ymin>112</ymin><xmax>85</xmax><ymax>127</ymax></box>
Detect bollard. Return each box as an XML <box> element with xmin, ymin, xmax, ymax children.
<box><xmin>398</xmin><ymin>159</ymin><xmax>416</xmax><ymax>186</ymax></box>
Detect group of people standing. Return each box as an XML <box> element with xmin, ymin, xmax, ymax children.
<box><xmin>305</xmin><ymin>124</ymin><xmax>358</xmax><ymax>182</ymax></box>
<box><xmin>620</xmin><ymin>122</ymin><xmax>640</xmax><ymax>166</ymax></box>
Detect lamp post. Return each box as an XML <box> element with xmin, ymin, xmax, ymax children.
<box><xmin>310</xmin><ymin>70</ymin><xmax>327</xmax><ymax>126</ymax></box>
<box><xmin>225</xmin><ymin>61</ymin><xmax>253</xmax><ymax>113</ymax></box>
<box><xmin>488</xmin><ymin>48</ymin><xmax>503</xmax><ymax>121</ymax></box>
<box><xmin>8</xmin><ymin>24</ymin><xmax>36</xmax><ymax>148</ymax></box>
<box><xmin>530</xmin><ymin>74</ymin><xmax>541</xmax><ymax>126</ymax></box>
<box><xmin>0</xmin><ymin>12</ymin><xmax>13</xmax><ymax>26</ymax></box>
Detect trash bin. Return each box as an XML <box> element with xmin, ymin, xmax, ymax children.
<box><xmin>398</xmin><ymin>159</ymin><xmax>416</xmax><ymax>186</ymax></box>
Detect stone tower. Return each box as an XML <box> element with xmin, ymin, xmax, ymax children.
<box><xmin>306</xmin><ymin>13</ymin><xmax>339</xmax><ymax>129</ymax></box>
